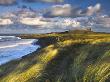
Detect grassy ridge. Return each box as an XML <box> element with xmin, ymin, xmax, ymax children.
<box><xmin>0</xmin><ymin>31</ymin><xmax>110</xmax><ymax>82</ymax></box>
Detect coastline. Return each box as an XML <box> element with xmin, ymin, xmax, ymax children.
<box><xmin>1</xmin><ymin>31</ymin><xmax>110</xmax><ymax>82</ymax></box>
<box><xmin>0</xmin><ymin>38</ymin><xmax>39</xmax><ymax>65</ymax></box>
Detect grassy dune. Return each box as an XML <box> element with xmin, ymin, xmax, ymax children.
<box><xmin>1</xmin><ymin>30</ymin><xmax>110</xmax><ymax>82</ymax></box>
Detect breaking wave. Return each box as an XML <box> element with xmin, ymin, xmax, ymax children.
<box><xmin>0</xmin><ymin>36</ymin><xmax>39</xmax><ymax>65</ymax></box>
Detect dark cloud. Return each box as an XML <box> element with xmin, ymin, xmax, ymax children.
<box><xmin>24</xmin><ymin>0</ymin><xmax>64</xmax><ymax>3</ymax></box>
<box><xmin>43</xmin><ymin>4</ymin><xmax>82</xmax><ymax>17</ymax></box>
<box><xmin>0</xmin><ymin>0</ymin><xmax>16</xmax><ymax>5</ymax></box>
<box><xmin>43</xmin><ymin>3</ymin><xmax>102</xmax><ymax>17</ymax></box>
<box><xmin>0</xmin><ymin>0</ymin><xmax>64</xmax><ymax>5</ymax></box>
<box><xmin>50</xmin><ymin>4</ymin><xmax>72</xmax><ymax>16</ymax></box>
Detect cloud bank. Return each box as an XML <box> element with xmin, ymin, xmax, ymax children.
<box><xmin>24</xmin><ymin>0</ymin><xmax>64</xmax><ymax>3</ymax></box>
<box><xmin>50</xmin><ymin>4</ymin><xmax>72</xmax><ymax>16</ymax></box>
<box><xmin>44</xmin><ymin>4</ymin><xmax>82</xmax><ymax>17</ymax></box>
<box><xmin>44</xmin><ymin>3</ymin><xmax>102</xmax><ymax>17</ymax></box>
<box><xmin>0</xmin><ymin>0</ymin><xmax>64</xmax><ymax>5</ymax></box>
<box><xmin>0</xmin><ymin>0</ymin><xmax>16</xmax><ymax>5</ymax></box>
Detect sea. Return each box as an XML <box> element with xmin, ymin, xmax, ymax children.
<box><xmin>0</xmin><ymin>36</ymin><xmax>39</xmax><ymax>65</ymax></box>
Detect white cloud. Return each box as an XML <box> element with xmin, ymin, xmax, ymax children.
<box><xmin>86</xmin><ymin>3</ymin><xmax>101</xmax><ymax>16</ymax></box>
<box><xmin>51</xmin><ymin>4</ymin><xmax>72</xmax><ymax>16</ymax></box>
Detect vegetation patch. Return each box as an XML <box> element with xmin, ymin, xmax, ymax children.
<box><xmin>1</xmin><ymin>30</ymin><xmax>110</xmax><ymax>82</ymax></box>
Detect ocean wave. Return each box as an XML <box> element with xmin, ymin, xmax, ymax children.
<box><xmin>0</xmin><ymin>36</ymin><xmax>37</xmax><ymax>49</ymax></box>
<box><xmin>0</xmin><ymin>37</ymin><xmax>39</xmax><ymax>65</ymax></box>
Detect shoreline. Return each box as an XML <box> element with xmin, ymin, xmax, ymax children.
<box><xmin>1</xmin><ymin>30</ymin><xmax>110</xmax><ymax>65</ymax></box>
<box><xmin>1</xmin><ymin>30</ymin><xmax>110</xmax><ymax>81</ymax></box>
<box><xmin>0</xmin><ymin>38</ymin><xmax>39</xmax><ymax>65</ymax></box>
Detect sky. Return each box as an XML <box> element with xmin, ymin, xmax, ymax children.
<box><xmin>0</xmin><ymin>0</ymin><xmax>109</xmax><ymax>15</ymax></box>
<box><xmin>0</xmin><ymin>0</ymin><xmax>109</xmax><ymax>17</ymax></box>
<box><xmin>0</xmin><ymin>0</ymin><xmax>110</xmax><ymax>33</ymax></box>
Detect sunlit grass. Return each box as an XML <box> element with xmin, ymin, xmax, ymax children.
<box><xmin>1</xmin><ymin>31</ymin><xmax>110</xmax><ymax>82</ymax></box>
<box><xmin>83</xmin><ymin>62</ymin><xmax>110</xmax><ymax>82</ymax></box>
<box><xmin>0</xmin><ymin>43</ymin><xmax>59</xmax><ymax>82</ymax></box>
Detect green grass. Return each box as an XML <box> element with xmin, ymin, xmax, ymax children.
<box><xmin>1</xmin><ymin>30</ymin><xmax>110</xmax><ymax>82</ymax></box>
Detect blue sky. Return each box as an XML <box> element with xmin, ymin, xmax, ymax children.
<box><xmin>0</xmin><ymin>0</ymin><xmax>109</xmax><ymax>14</ymax></box>
<box><xmin>0</xmin><ymin>0</ymin><xmax>109</xmax><ymax>33</ymax></box>
<box><xmin>65</xmin><ymin>0</ymin><xmax>110</xmax><ymax>10</ymax></box>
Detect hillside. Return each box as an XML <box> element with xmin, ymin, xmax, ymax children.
<box><xmin>0</xmin><ymin>31</ymin><xmax>110</xmax><ymax>82</ymax></box>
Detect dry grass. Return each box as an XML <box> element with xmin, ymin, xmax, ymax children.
<box><xmin>0</xmin><ymin>31</ymin><xmax>110</xmax><ymax>82</ymax></box>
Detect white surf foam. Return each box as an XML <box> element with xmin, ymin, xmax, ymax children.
<box><xmin>0</xmin><ymin>36</ymin><xmax>39</xmax><ymax>65</ymax></box>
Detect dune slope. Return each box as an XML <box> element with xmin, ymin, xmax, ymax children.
<box><xmin>0</xmin><ymin>31</ymin><xmax>110</xmax><ymax>82</ymax></box>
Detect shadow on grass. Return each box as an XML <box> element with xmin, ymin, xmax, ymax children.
<box><xmin>0</xmin><ymin>42</ymin><xmax>110</xmax><ymax>82</ymax></box>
